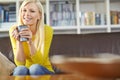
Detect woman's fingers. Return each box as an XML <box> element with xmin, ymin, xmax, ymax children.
<box><xmin>12</xmin><ymin>28</ymin><xmax>19</xmax><ymax>40</ymax></box>
<box><xmin>19</xmin><ymin>28</ymin><xmax>32</xmax><ymax>39</ymax></box>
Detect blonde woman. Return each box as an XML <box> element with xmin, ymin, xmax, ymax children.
<box><xmin>9</xmin><ymin>0</ymin><xmax>54</xmax><ymax>75</ymax></box>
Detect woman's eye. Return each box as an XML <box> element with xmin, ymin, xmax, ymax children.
<box><xmin>30</xmin><ymin>10</ymin><xmax>35</xmax><ymax>13</ymax></box>
<box><xmin>23</xmin><ymin>9</ymin><xmax>26</xmax><ymax>12</ymax></box>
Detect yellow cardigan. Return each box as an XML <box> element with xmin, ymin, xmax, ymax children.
<box><xmin>9</xmin><ymin>25</ymin><xmax>54</xmax><ymax>72</ymax></box>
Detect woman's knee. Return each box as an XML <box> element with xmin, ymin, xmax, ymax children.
<box><xmin>29</xmin><ymin>64</ymin><xmax>46</xmax><ymax>75</ymax></box>
<box><xmin>13</xmin><ymin>66</ymin><xmax>29</xmax><ymax>76</ymax></box>
<box><xmin>29</xmin><ymin>64</ymin><xmax>54</xmax><ymax>75</ymax></box>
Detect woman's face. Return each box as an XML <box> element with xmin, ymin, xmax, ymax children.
<box><xmin>21</xmin><ymin>2</ymin><xmax>40</xmax><ymax>26</ymax></box>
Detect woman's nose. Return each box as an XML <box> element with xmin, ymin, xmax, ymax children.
<box><xmin>25</xmin><ymin>11</ymin><xmax>30</xmax><ymax>16</ymax></box>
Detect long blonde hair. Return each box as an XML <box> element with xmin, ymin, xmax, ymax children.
<box><xmin>18</xmin><ymin>0</ymin><xmax>44</xmax><ymax>54</ymax></box>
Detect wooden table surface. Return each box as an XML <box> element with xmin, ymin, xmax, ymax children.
<box><xmin>1</xmin><ymin>54</ymin><xmax>120</xmax><ymax>80</ymax></box>
<box><xmin>51</xmin><ymin>55</ymin><xmax>120</xmax><ymax>79</ymax></box>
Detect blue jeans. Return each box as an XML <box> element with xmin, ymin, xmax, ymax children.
<box><xmin>13</xmin><ymin>64</ymin><xmax>54</xmax><ymax>76</ymax></box>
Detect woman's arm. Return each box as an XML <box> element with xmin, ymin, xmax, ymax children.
<box><xmin>30</xmin><ymin>26</ymin><xmax>53</xmax><ymax>64</ymax></box>
<box><xmin>9</xmin><ymin>26</ymin><xmax>26</xmax><ymax>65</ymax></box>
<box><xmin>15</xmin><ymin>41</ymin><xmax>26</xmax><ymax>64</ymax></box>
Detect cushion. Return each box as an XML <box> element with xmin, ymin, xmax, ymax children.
<box><xmin>0</xmin><ymin>52</ymin><xmax>16</xmax><ymax>75</ymax></box>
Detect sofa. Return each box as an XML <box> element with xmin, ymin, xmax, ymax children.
<box><xmin>1</xmin><ymin>32</ymin><xmax>120</xmax><ymax>62</ymax></box>
<box><xmin>50</xmin><ymin>32</ymin><xmax>120</xmax><ymax>57</ymax></box>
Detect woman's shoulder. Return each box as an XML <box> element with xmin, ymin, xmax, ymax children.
<box><xmin>44</xmin><ymin>25</ymin><xmax>53</xmax><ymax>34</ymax></box>
<box><xmin>44</xmin><ymin>25</ymin><xmax>53</xmax><ymax>30</ymax></box>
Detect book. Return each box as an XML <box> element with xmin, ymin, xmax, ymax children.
<box><xmin>110</xmin><ymin>11</ymin><xmax>119</xmax><ymax>24</ymax></box>
<box><xmin>95</xmin><ymin>13</ymin><xmax>101</xmax><ymax>25</ymax></box>
<box><xmin>117</xmin><ymin>11</ymin><xmax>120</xmax><ymax>24</ymax></box>
<box><xmin>0</xmin><ymin>6</ymin><xmax>4</xmax><ymax>23</ymax></box>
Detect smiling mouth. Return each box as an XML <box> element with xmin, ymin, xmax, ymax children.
<box><xmin>24</xmin><ymin>18</ymin><xmax>31</xmax><ymax>22</ymax></box>
<box><xmin>24</xmin><ymin>16</ymin><xmax>32</xmax><ymax>20</ymax></box>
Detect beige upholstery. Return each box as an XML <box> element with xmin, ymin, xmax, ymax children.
<box><xmin>0</xmin><ymin>52</ymin><xmax>16</xmax><ymax>75</ymax></box>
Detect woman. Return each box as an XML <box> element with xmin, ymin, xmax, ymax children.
<box><xmin>9</xmin><ymin>0</ymin><xmax>54</xmax><ymax>75</ymax></box>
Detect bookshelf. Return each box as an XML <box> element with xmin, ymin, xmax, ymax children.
<box><xmin>0</xmin><ymin>0</ymin><xmax>120</xmax><ymax>37</ymax></box>
<box><xmin>110</xmin><ymin>0</ymin><xmax>120</xmax><ymax>32</ymax></box>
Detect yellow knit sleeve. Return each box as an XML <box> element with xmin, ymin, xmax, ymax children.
<box><xmin>43</xmin><ymin>25</ymin><xmax>53</xmax><ymax>61</ymax></box>
<box><xmin>9</xmin><ymin>25</ymin><xmax>17</xmax><ymax>55</ymax></box>
<box><xmin>14</xmin><ymin>59</ymin><xmax>25</xmax><ymax>66</ymax></box>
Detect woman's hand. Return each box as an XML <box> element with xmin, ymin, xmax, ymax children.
<box><xmin>11</xmin><ymin>28</ymin><xmax>20</xmax><ymax>41</ymax></box>
<box><xmin>19</xmin><ymin>28</ymin><xmax>33</xmax><ymax>42</ymax></box>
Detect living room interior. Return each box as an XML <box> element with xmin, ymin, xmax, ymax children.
<box><xmin>0</xmin><ymin>0</ymin><xmax>120</xmax><ymax>79</ymax></box>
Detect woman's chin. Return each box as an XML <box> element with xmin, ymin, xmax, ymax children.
<box><xmin>23</xmin><ymin>23</ymin><xmax>31</xmax><ymax>26</ymax></box>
